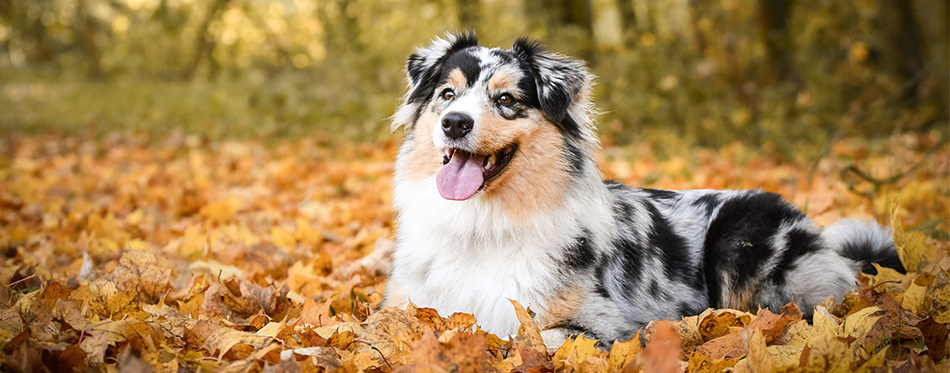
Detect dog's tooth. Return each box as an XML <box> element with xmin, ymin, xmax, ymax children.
<box><xmin>484</xmin><ymin>153</ymin><xmax>496</xmax><ymax>170</ymax></box>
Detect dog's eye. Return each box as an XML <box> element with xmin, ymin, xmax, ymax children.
<box><xmin>441</xmin><ymin>89</ymin><xmax>456</xmax><ymax>100</ymax></box>
<box><xmin>497</xmin><ymin>94</ymin><xmax>514</xmax><ymax>105</ymax></box>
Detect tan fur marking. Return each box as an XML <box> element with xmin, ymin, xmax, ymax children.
<box><xmin>488</xmin><ymin>71</ymin><xmax>514</xmax><ymax>92</ymax></box>
<box><xmin>537</xmin><ymin>287</ymin><xmax>585</xmax><ymax>329</ymax></box>
<box><xmin>725</xmin><ymin>286</ymin><xmax>757</xmax><ymax>311</ymax></box>
<box><xmin>477</xmin><ymin>112</ymin><xmax>571</xmax><ymax>221</ymax></box>
<box><xmin>402</xmin><ymin>111</ymin><xmax>442</xmax><ymax>180</ymax></box>
<box><xmin>447</xmin><ymin>68</ymin><xmax>467</xmax><ymax>88</ymax></box>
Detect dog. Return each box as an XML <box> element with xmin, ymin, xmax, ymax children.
<box><xmin>384</xmin><ymin>33</ymin><xmax>904</xmax><ymax>347</ymax></box>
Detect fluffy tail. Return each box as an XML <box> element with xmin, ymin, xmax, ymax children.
<box><xmin>822</xmin><ymin>219</ymin><xmax>905</xmax><ymax>275</ymax></box>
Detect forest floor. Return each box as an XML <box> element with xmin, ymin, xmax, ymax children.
<box><xmin>0</xmin><ymin>130</ymin><xmax>948</xmax><ymax>372</ymax></box>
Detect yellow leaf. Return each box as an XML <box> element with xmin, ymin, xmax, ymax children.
<box><xmin>812</xmin><ymin>305</ymin><xmax>840</xmax><ymax>336</ymax></box>
<box><xmin>199</xmin><ymin>196</ymin><xmax>241</xmax><ymax>224</ymax></box>
<box><xmin>901</xmin><ymin>281</ymin><xmax>927</xmax><ymax>316</ymax></box>
<box><xmin>927</xmin><ymin>274</ymin><xmax>950</xmax><ymax>323</ymax></box>
<box><xmin>607</xmin><ymin>332</ymin><xmax>642</xmax><ymax>371</ymax></box>
<box><xmin>203</xmin><ymin>324</ymin><xmax>272</xmax><ymax>358</ymax></box>
<box><xmin>510</xmin><ymin>299</ymin><xmax>546</xmax><ymax>355</ymax></box>
<box><xmin>80</xmin><ymin>320</ymin><xmax>129</xmax><ymax>364</ymax></box>
<box><xmin>739</xmin><ymin>328</ymin><xmax>772</xmax><ymax>373</ymax></box>
<box><xmin>869</xmin><ymin>263</ymin><xmax>904</xmax><ymax>286</ymax></box>
<box><xmin>270</xmin><ymin>226</ymin><xmax>296</xmax><ymax>249</ymax></box>
<box><xmin>891</xmin><ymin>204</ymin><xmax>932</xmax><ymax>272</ymax></box>
<box><xmin>552</xmin><ymin>334</ymin><xmax>602</xmax><ymax>370</ymax></box>
<box><xmin>686</xmin><ymin>351</ymin><xmax>737</xmax><ymax>373</ymax></box>
<box><xmin>840</xmin><ymin>306</ymin><xmax>882</xmax><ymax>342</ymax></box>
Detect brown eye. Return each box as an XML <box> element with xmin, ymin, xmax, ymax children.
<box><xmin>441</xmin><ymin>89</ymin><xmax>455</xmax><ymax>100</ymax></box>
<box><xmin>497</xmin><ymin>93</ymin><xmax>514</xmax><ymax>105</ymax></box>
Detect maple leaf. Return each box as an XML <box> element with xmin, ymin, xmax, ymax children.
<box><xmin>112</xmin><ymin>250</ymin><xmax>171</xmax><ymax>303</ymax></box>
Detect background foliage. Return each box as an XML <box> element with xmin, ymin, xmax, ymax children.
<box><xmin>1</xmin><ymin>0</ymin><xmax>947</xmax><ymax>153</ymax></box>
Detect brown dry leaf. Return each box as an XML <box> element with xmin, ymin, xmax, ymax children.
<box><xmin>685</xmin><ymin>351</ymin><xmax>737</xmax><ymax>373</ymax></box>
<box><xmin>113</xmin><ymin>250</ymin><xmax>171</xmax><ymax>303</ymax></box>
<box><xmin>697</xmin><ymin>308</ymin><xmax>753</xmax><ymax>341</ymax></box>
<box><xmin>510</xmin><ymin>299</ymin><xmax>551</xmax><ymax>371</ymax></box>
<box><xmin>143</xmin><ymin>303</ymin><xmax>197</xmax><ymax>339</ymax></box>
<box><xmin>79</xmin><ymin>320</ymin><xmax>129</xmax><ymax>365</ymax></box>
<box><xmin>202</xmin><ymin>322</ymin><xmax>273</xmax><ymax>359</ymax></box>
<box><xmin>360</xmin><ymin>306</ymin><xmax>427</xmax><ymax>358</ymax></box>
<box><xmin>409</xmin><ymin>330</ymin><xmax>487</xmax><ymax>372</ymax></box>
<box><xmin>3</xmin><ymin>133</ymin><xmax>946</xmax><ymax>371</ymax></box>
<box><xmin>639</xmin><ymin>320</ymin><xmax>683</xmax><ymax>373</ymax></box>
<box><xmin>917</xmin><ymin>317</ymin><xmax>948</xmax><ymax>362</ymax></box>
<box><xmin>695</xmin><ymin>303</ymin><xmax>800</xmax><ymax>360</ymax></box>
<box><xmin>510</xmin><ymin>299</ymin><xmax>546</xmax><ymax>355</ymax></box>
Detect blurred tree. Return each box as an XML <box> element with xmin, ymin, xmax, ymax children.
<box><xmin>874</xmin><ymin>0</ymin><xmax>925</xmax><ymax>105</ymax></box>
<box><xmin>75</xmin><ymin>0</ymin><xmax>102</xmax><ymax>79</ymax></box>
<box><xmin>617</xmin><ymin>0</ymin><xmax>638</xmax><ymax>48</ymax></box>
<box><xmin>188</xmin><ymin>0</ymin><xmax>230</xmax><ymax>80</ymax></box>
<box><xmin>458</xmin><ymin>0</ymin><xmax>481</xmax><ymax>33</ymax></box>
<box><xmin>757</xmin><ymin>0</ymin><xmax>796</xmax><ymax>83</ymax></box>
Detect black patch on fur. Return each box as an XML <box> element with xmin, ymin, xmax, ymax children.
<box><xmin>441</xmin><ymin>51</ymin><xmax>481</xmax><ymax>88</ymax></box>
<box><xmin>405</xmin><ymin>33</ymin><xmax>480</xmax><ymax>105</ymax></box>
<box><xmin>677</xmin><ymin>302</ymin><xmax>699</xmax><ymax>317</ymax></box>
<box><xmin>703</xmin><ymin>192</ymin><xmax>800</xmax><ymax>307</ymax></box>
<box><xmin>564</xmin><ymin>229</ymin><xmax>596</xmax><ymax>269</ymax></box>
<box><xmin>563</xmin><ymin>138</ymin><xmax>585</xmax><ymax>174</ymax></box>
<box><xmin>644</xmin><ymin>201</ymin><xmax>700</xmax><ymax>289</ymax></box>
<box><xmin>770</xmin><ymin>228</ymin><xmax>823</xmax><ymax>285</ymax></box>
<box><xmin>613</xmin><ymin>236</ymin><xmax>646</xmax><ymax>294</ymax></box>
<box><xmin>511</xmin><ymin>37</ymin><xmax>587</xmax><ymax>139</ymax></box>
<box><xmin>559</xmin><ymin>322</ymin><xmax>600</xmax><ymax>341</ymax></box>
<box><xmin>604</xmin><ymin>180</ymin><xmax>627</xmax><ymax>190</ymax></box>
<box><xmin>647</xmin><ymin>280</ymin><xmax>660</xmax><ymax>297</ymax></box>
<box><xmin>594</xmin><ymin>282</ymin><xmax>610</xmax><ymax>298</ymax></box>
<box><xmin>838</xmin><ymin>240</ymin><xmax>906</xmax><ymax>275</ymax></box>
<box><xmin>692</xmin><ymin>194</ymin><xmax>721</xmax><ymax>216</ymax></box>
<box><xmin>642</xmin><ymin>188</ymin><xmax>678</xmax><ymax>200</ymax></box>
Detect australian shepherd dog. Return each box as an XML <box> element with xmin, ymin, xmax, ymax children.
<box><xmin>384</xmin><ymin>33</ymin><xmax>904</xmax><ymax>347</ymax></box>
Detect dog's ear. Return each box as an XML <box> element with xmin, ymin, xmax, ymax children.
<box><xmin>512</xmin><ymin>38</ymin><xmax>593</xmax><ymax>138</ymax></box>
<box><xmin>393</xmin><ymin>33</ymin><xmax>479</xmax><ymax>129</ymax></box>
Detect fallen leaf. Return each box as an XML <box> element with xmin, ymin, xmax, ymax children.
<box><xmin>640</xmin><ymin>320</ymin><xmax>682</xmax><ymax>373</ymax></box>
<box><xmin>112</xmin><ymin>250</ymin><xmax>171</xmax><ymax>303</ymax></box>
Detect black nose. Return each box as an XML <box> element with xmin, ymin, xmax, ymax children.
<box><xmin>441</xmin><ymin>112</ymin><xmax>474</xmax><ymax>140</ymax></box>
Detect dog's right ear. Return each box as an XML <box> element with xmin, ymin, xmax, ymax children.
<box><xmin>393</xmin><ymin>33</ymin><xmax>479</xmax><ymax>129</ymax></box>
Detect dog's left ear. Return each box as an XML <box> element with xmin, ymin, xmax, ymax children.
<box><xmin>393</xmin><ymin>33</ymin><xmax>479</xmax><ymax>129</ymax></box>
<box><xmin>513</xmin><ymin>38</ymin><xmax>593</xmax><ymax>138</ymax></box>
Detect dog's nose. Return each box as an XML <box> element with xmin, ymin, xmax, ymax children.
<box><xmin>441</xmin><ymin>112</ymin><xmax>474</xmax><ymax>140</ymax></box>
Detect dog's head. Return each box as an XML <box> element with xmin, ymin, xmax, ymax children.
<box><xmin>394</xmin><ymin>34</ymin><xmax>596</xmax><ymax>214</ymax></box>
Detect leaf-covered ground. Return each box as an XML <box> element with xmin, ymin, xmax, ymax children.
<box><xmin>1</xmin><ymin>131</ymin><xmax>948</xmax><ymax>372</ymax></box>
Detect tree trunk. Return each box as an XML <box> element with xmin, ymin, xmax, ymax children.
<box><xmin>76</xmin><ymin>0</ymin><xmax>102</xmax><ymax>79</ymax></box>
<box><xmin>757</xmin><ymin>0</ymin><xmax>795</xmax><ymax>84</ymax></box>
<box><xmin>187</xmin><ymin>0</ymin><xmax>230</xmax><ymax>80</ymax></box>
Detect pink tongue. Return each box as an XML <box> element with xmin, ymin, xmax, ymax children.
<box><xmin>436</xmin><ymin>151</ymin><xmax>485</xmax><ymax>200</ymax></box>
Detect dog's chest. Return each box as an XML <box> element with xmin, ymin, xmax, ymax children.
<box><xmin>394</xmin><ymin>233</ymin><xmax>566</xmax><ymax>336</ymax></box>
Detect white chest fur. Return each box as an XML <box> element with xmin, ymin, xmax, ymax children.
<box><xmin>389</xmin><ymin>177</ymin><xmax>594</xmax><ymax>336</ymax></box>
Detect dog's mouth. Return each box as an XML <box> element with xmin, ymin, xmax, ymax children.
<box><xmin>436</xmin><ymin>144</ymin><xmax>518</xmax><ymax>201</ymax></box>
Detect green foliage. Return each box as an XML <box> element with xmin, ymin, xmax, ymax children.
<box><xmin>0</xmin><ymin>0</ymin><xmax>946</xmax><ymax>150</ymax></box>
